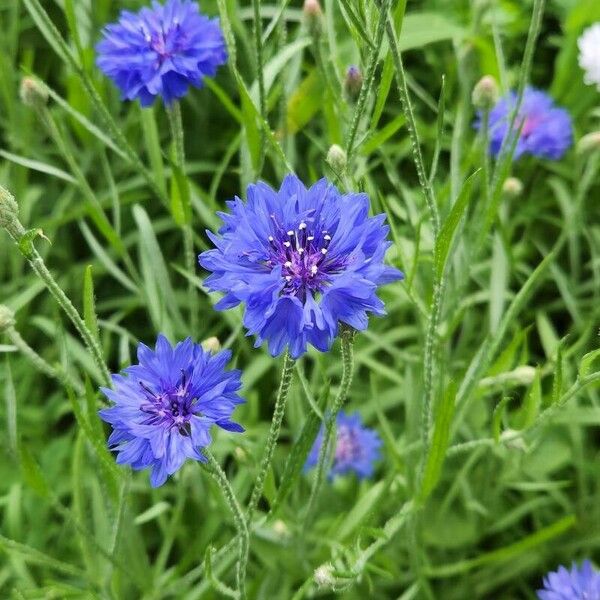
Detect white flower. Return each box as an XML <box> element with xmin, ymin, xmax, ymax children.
<box><xmin>578</xmin><ymin>23</ymin><xmax>600</xmax><ymax>90</ymax></box>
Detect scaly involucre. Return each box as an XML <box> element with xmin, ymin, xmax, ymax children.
<box><xmin>305</xmin><ymin>411</ymin><xmax>382</xmax><ymax>479</ymax></box>
<box><xmin>477</xmin><ymin>87</ymin><xmax>573</xmax><ymax>160</ymax></box>
<box><xmin>537</xmin><ymin>560</ymin><xmax>600</xmax><ymax>600</ymax></box>
<box><xmin>100</xmin><ymin>335</ymin><xmax>244</xmax><ymax>487</ymax></box>
<box><xmin>96</xmin><ymin>0</ymin><xmax>227</xmax><ymax>106</ymax></box>
<box><xmin>199</xmin><ymin>174</ymin><xmax>403</xmax><ymax>358</ymax></box>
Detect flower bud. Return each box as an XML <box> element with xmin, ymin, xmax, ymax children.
<box><xmin>577</xmin><ymin>131</ymin><xmax>600</xmax><ymax>155</ymax></box>
<box><xmin>303</xmin><ymin>0</ymin><xmax>322</xmax><ymax>34</ymax></box>
<box><xmin>344</xmin><ymin>65</ymin><xmax>363</xmax><ymax>102</ymax></box>
<box><xmin>19</xmin><ymin>77</ymin><xmax>49</xmax><ymax>108</ymax></box>
<box><xmin>0</xmin><ymin>305</ymin><xmax>15</xmax><ymax>333</ymax></box>
<box><xmin>272</xmin><ymin>519</ymin><xmax>289</xmax><ymax>537</ymax></box>
<box><xmin>326</xmin><ymin>144</ymin><xmax>347</xmax><ymax>173</ymax></box>
<box><xmin>201</xmin><ymin>336</ymin><xmax>221</xmax><ymax>354</ymax></box>
<box><xmin>314</xmin><ymin>564</ymin><xmax>335</xmax><ymax>589</ymax></box>
<box><xmin>472</xmin><ymin>75</ymin><xmax>499</xmax><ymax>110</ymax></box>
<box><xmin>502</xmin><ymin>177</ymin><xmax>523</xmax><ymax>198</ymax></box>
<box><xmin>500</xmin><ymin>429</ymin><xmax>527</xmax><ymax>452</ymax></box>
<box><xmin>0</xmin><ymin>185</ymin><xmax>23</xmax><ymax>239</ymax></box>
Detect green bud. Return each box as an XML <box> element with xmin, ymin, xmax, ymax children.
<box><xmin>343</xmin><ymin>65</ymin><xmax>363</xmax><ymax>102</ymax></box>
<box><xmin>19</xmin><ymin>77</ymin><xmax>49</xmax><ymax>108</ymax></box>
<box><xmin>0</xmin><ymin>185</ymin><xmax>24</xmax><ymax>239</ymax></box>
<box><xmin>472</xmin><ymin>75</ymin><xmax>499</xmax><ymax>110</ymax></box>
<box><xmin>502</xmin><ymin>177</ymin><xmax>523</xmax><ymax>198</ymax></box>
<box><xmin>0</xmin><ymin>305</ymin><xmax>15</xmax><ymax>333</ymax></box>
<box><xmin>313</xmin><ymin>564</ymin><xmax>335</xmax><ymax>589</ymax></box>
<box><xmin>303</xmin><ymin>0</ymin><xmax>323</xmax><ymax>35</ymax></box>
<box><xmin>326</xmin><ymin>144</ymin><xmax>347</xmax><ymax>173</ymax></box>
<box><xmin>577</xmin><ymin>131</ymin><xmax>600</xmax><ymax>155</ymax></box>
<box><xmin>201</xmin><ymin>336</ymin><xmax>221</xmax><ymax>354</ymax></box>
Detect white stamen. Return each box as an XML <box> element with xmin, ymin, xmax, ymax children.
<box><xmin>298</xmin><ymin>248</ymin><xmax>305</xmax><ymax>254</ymax></box>
<box><xmin>284</xmin><ymin>261</ymin><xmax>292</xmax><ymax>268</ymax></box>
<box><xmin>284</xmin><ymin>241</ymin><xmax>291</xmax><ymax>247</ymax></box>
<box><xmin>311</xmin><ymin>265</ymin><xmax>318</xmax><ymax>275</ymax></box>
<box><xmin>285</xmin><ymin>275</ymin><xmax>292</xmax><ymax>281</ymax></box>
<box><xmin>324</xmin><ymin>234</ymin><xmax>332</xmax><ymax>241</ymax></box>
<box><xmin>307</xmin><ymin>235</ymin><xmax>315</xmax><ymax>241</ymax></box>
<box><xmin>299</xmin><ymin>222</ymin><xmax>307</xmax><ymax>230</ymax></box>
<box><xmin>268</xmin><ymin>236</ymin><xmax>274</xmax><ymax>242</ymax></box>
<box><xmin>321</xmin><ymin>248</ymin><xmax>328</xmax><ymax>255</ymax></box>
<box><xmin>287</xmin><ymin>230</ymin><xmax>294</xmax><ymax>236</ymax></box>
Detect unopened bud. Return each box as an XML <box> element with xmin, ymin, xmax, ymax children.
<box><xmin>326</xmin><ymin>144</ymin><xmax>347</xmax><ymax>173</ymax></box>
<box><xmin>201</xmin><ymin>336</ymin><xmax>221</xmax><ymax>354</ymax></box>
<box><xmin>500</xmin><ymin>429</ymin><xmax>527</xmax><ymax>452</ymax></box>
<box><xmin>303</xmin><ymin>0</ymin><xmax>322</xmax><ymax>34</ymax></box>
<box><xmin>502</xmin><ymin>177</ymin><xmax>523</xmax><ymax>198</ymax></box>
<box><xmin>344</xmin><ymin>65</ymin><xmax>363</xmax><ymax>102</ymax></box>
<box><xmin>234</xmin><ymin>446</ymin><xmax>247</xmax><ymax>462</ymax></box>
<box><xmin>273</xmin><ymin>519</ymin><xmax>289</xmax><ymax>537</ymax></box>
<box><xmin>314</xmin><ymin>564</ymin><xmax>335</xmax><ymax>589</ymax></box>
<box><xmin>0</xmin><ymin>305</ymin><xmax>15</xmax><ymax>333</ymax></box>
<box><xmin>472</xmin><ymin>75</ymin><xmax>499</xmax><ymax>110</ymax></box>
<box><xmin>19</xmin><ymin>77</ymin><xmax>49</xmax><ymax>108</ymax></box>
<box><xmin>577</xmin><ymin>131</ymin><xmax>600</xmax><ymax>155</ymax></box>
<box><xmin>0</xmin><ymin>185</ymin><xmax>24</xmax><ymax>239</ymax></box>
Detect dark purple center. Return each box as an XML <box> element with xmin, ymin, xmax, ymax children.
<box><xmin>142</xmin><ymin>22</ymin><xmax>185</xmax><ymax>63</ymax></box>
<box><xmin>138</xmin><ymin>370</ymin><xmax>195</xmax><ymax>436</ymax></box>
<box><xmin>265</xmin><ymin>216</ymin><xmax>346</xmax><ymax>299</ymax></box>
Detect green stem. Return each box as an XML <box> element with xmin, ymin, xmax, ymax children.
<box><xmin>204</xmin><ymin>452</ymin><xmax>249</xmax><ymax>600</ymax></box>
<box><xmin>383</xmin><ymin>5</ymin><xmax>440</xmax><ymax>236</ymax></box>
<box><xmin>251</xmin><ymin>0</ymin><xmax>267</xmax><ymax>173</ymax></box>
<box><xmin>304</xmin><ymin>328</ymin><xmax>355</xmax><ymax>522</ymax></box>
<box><xmin>345</xmin><ymin>0</ymin><xmax>392</xmax><ymax>161</ymax></box>
<box><xmin>167</xmin><ymin>102</ymin><xmax>198</xmax><ymax>334</ymax></box>
<box><xmin>246</xmin><ymin>351</ymin><xmax>295</xmax><ymax>521</ymax></box>
<box><xmin>7</xmin><ymin>326</ymin><xmax>84</xmax><ymax>394</ymax></box>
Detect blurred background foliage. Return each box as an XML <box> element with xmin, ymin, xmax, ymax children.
<box><xmin>1</xmin><ymin>0</ymin><xmax>600</xmax><ymax>598</ymax></box>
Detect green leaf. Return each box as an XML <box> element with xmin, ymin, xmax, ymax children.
<box><xmin>170</xmin><ymin>164</ymin><xmax>192</xmax><ymax>227</ymax></box>
<box><xmin>398</xmin><ymin>13</ymin><xmax>465</xmax><ymax>51</ymax></box>
<box><xmin>0</xmin><ymin>150</ymin><xmax>77</xmax><ymax>183</ymax></box>
<box><xmin>513</xmin><ymin>369</ymin><xmax>541</xmax><ymax>430</ymax></box>
<box><xmin>134</xmin><ymin>502</ymin><xmax>171</xmax><ymax>525</ymax></box>
<box><xmin>18</xmin><ymin>228</ymin><xmax>49</xmax><ymax>259</ymax></box>
<box><xmin>551</xmin><ymin>339</ymin><xmax>566</xmax><ymax>405</ymax></box>
<box><xmin>335</xmin><ymin>480</ymin><xmax>386</xmax><ymax>541</ymax></box>
<box><xmin>287</xmin><ymin>71</ymin><xmax>325</xmax><ymax>134</ymax></box>
<box><xmin>19</xmin><ymin>445</ymin><xmax>49</xmax><ymax>497</ymax></box>
<box><xmin>579</xmin><ymin>349</ymin><xmax>600</xmax><ymax>379</ymax></box>
<box><xmin>419</xmin><ymin>382</ymin><xmax>456</xmax><ymax>503</ymax></box>
<box><xmin>434</xmin><ymin>171</ymin><xmax>479</xmax><ymax>280</ymax></box>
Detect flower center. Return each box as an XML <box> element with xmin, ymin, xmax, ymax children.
<box><xmin>142</xmin><ymin>21</ymin><xmax>184</xmax><ymax>62</ymax></box>
<box><xmin>138</xmin><ymin>370</ymin><xmax>194</xmax><ymax>436</ymax></box>
<box><xmin>265</xmin><ymin>216</ymin><xmax>346</xmax><ymax>299</ymax></box>
<box><xmin>520</xmin><ymin>114</ymin><xmax>540</xmax><ymax>137</ymax></box>
<box><xmin>335</xmin><ymin>426</ymin><xmax>360</xmax><ymax>463</ymax></box>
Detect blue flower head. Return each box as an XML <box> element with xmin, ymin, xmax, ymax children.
<box><xmin>198</xmin><ymin>175</ymin><xmax>403</xmax><ymax>358</ymax></box>
<box><xmin>305</xmin><ymin>411</ymin><xmax>382</xmax><ymax>479</ymax></box>
<box><xmin>537</xmin><ymin>560</ymin><xmax>600</xmax><ymax>600</ymax></box>
<box><xmin>96</xmin><ymin>0</ymin><xmax>227</xmax><ymax>106</ymax></box>
<box><xmin>99</xmin><ymin>335</ymin><xmax>244</xmax><ymax>487</ymax></box>
<box><xmin>477</xmin><ymin>87</ymin><xmax>573</xmax><ymax>160</ymax></box>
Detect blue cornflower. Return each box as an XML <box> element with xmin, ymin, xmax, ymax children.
<box><xmin>538</xmin><ymin>560</ymin><xmax>600</xmax><ymax>600</ymax></box>
<box><xmin>96</xmin><ymin>0</ymin><xmax>227</xmax><ymax>106</ymax></box>
<box><xmin>305</xmin><ymin>411</ymin><xmax>382</xmax><ymax>479</ymax></box>
<box><xmin>477</xmin><ymin>87</ymin><xmax>573</xmax><ymax>160</ymax></box>
<box><xmin>198</xmin><ymin>174</ymin><xmax>403</xmax><ymax>358</ymax></box>
<box><xmin>99</xmin><ymin>335</ymin><xmax>244</xmax><ymax>487</ymax></box>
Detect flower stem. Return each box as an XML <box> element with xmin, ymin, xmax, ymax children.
<box><xmin>167</xmin><ymin>102</ymin><xmax>198</xmax><ymax>334</ymax></box>
<box><xmin>246</xmin><ymin>350</ymin><xmax>295</xmax><ymax>522</ymax></box>
<box><xmin>251</xmin><ymin>0</ymin><xmax>267</xmax><ymax>174</ymax></box>
<box><xmin>28</xmin><ymin>248</ymin><xmax>112</xmax><ymax>387</ymax></box>
<box><xmin>304</xmin><ymin>327</ymin><xmax>355</xmax><ymax>522</ymax></box>
<box><xmin>204</xmin><ymin>451</ymin><xmax>249</xmax><ymax>600</ymax></box>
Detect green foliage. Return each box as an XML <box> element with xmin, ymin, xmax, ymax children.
<box><xmin>1</xmin><ymin>0</ymin><xmax>600</xmax><ymax>599</ymax></box>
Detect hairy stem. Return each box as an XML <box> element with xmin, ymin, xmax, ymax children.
<box><xmin>304</xmin><ymin>328</ymin><xmax>355</xmax><ymax>522</ymax></box>
<box><xmin>246</xmin><ymin>351</ymin><xmax>295</xmax><ymax>521</ymax></box>
<box><xmin>204</xmin><ymin>452</ymin><xmax>249</xmax><ymax>600</ymax></box>
<box><xmin>167</xmin><ymin>102</ymin><xmax>198</xmax><ymax>334</ymax></box>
